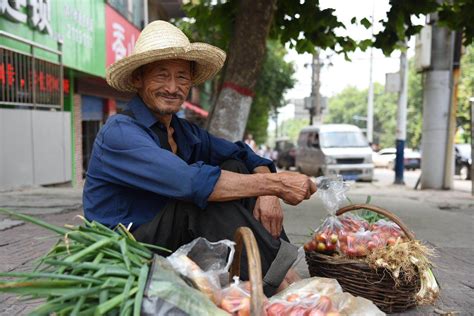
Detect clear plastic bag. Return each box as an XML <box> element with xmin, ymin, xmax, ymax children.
<box><xmin>340</xmin><ymin>213</ymin><xmax>369</xmax><ymax>232</ymax></box>
<box><xmin>218</xmin><ymin>277</ymin><xmax>252</xmax><ymax>316</ymax></box>
<box><xmin>370</xmin><ymin>219</ymin><xmax>405</xmax><ymax>246</ymax></box>
<box><xmin>167</xmin><ymin>237</ymin><xmax>235</xmax><ymax>303</ymax></box>
<box><xmin>267</xmin><ymin>277</ymin><xmax>384</xmax><ymax>316</ymax></box>
<box><xmin>141</xmin><ymin>255</ymin><xmax>229</xmax><ymax>316</ymax></box>
<box><xmin>305</xmin><ymin>176</ymin><xmax>349</xmax><ymax>254</ymax></box>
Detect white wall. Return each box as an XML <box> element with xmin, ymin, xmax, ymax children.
<box><xmin>0</xmin><ymin>108</ymin><xmax>71</xmax><ymax>188</ymax></box>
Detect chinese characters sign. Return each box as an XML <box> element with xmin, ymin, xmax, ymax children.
<box><xmin>0</xmin><ymin>0</ymin><xmax>52</xmax><ymax>34</ymax></box>
<box><xmin>105</xmin><ymin>5</ymin><xmax>140</xmax><ymax>67</ymax></box>
<box><xmin>0</xmin><ymin>0</ymin><xmax>106</xmax><ymax>77</ymax></box>
<box><xmin>0</xmin><ymin>47</ymin><xmax>69</xmax><ymax>107</ymax></box>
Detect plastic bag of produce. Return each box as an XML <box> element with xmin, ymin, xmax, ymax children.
<box><xmin>141</xmin><ymin>255</ymin><xmax>229</xmax><ymax>316</ymax></box>
<box><xmin>340</xmin><ymin>213</ymin><xmax>369</xmax><ymax>232</ymax></box>
<box><xmin>370</xmin><ymin>219</ymin><xmax>405</xmax><ymax>244</ymax></box>
<box><xmin>339</xmin><ymin>230</ymin><xmax>383</xmax><ymax>257</ymax></box>
<box><xmin>167</xmin><ymin>237</ymin><xmax>235</xmax><ymax>303</ymax></box>
<box><xmin>304</xmin><ymin>176</ymin><xmax>349</xmax><ymax>254</ymax></box>
<box><xmin>218</xmin><ymin>277</ymin><xmax>252</xmax><ymax>316</ymax></box>
<box><xmin>267</xmin><ymin>277</ymin><xmax>385</xmax><ymax>316</ymax></box>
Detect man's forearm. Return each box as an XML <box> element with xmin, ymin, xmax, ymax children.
<box><xmin>253</xmin><ymin>166</ymin><xmax>272</xmax><ymax>174</ymax></box>
<box><xmin>208</xmin><ymin>170</ymin><xmax>281</xmax><ymax>202</ymax></box>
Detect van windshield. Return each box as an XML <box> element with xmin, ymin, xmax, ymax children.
<box><xmin>320</xmin><ymin>131</ymin><xmax>368</xmax><ymax>148</ymax></box>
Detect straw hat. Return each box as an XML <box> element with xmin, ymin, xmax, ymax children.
<box><xmin>106</xmin><ymin>20</ymin><xmax>226</xmax><ymax>92</ymax></box>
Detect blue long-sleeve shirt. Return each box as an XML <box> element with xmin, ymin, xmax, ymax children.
<box><xmin>83</xmin><ymin>95</ymin><xmax>275</xmax><ymax>229</ymax></box>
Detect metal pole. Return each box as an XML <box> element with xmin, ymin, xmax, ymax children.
<box><xmin>367</xmin><ymin>1</ymin><xmax>375</xmax><ymax>144</ymax></box>
<box><xmin>143</xmin><ymin>0</ymin><xmax>149</xmax><ymax>27</ymax></box>
<box><xmin>367</xmin><ymin>46</ymin><xmax>374</xmax><ymax>143</ymax></box>
<box><xmin>420</xmin><ymin>11</ymin><xmax>454</xmax><ymax>189</ymax></box>
<box><xmin>471</xmin><ymin>98</ymin><xmax>474</xmax><ymax>196</ymax></box>
<box><xmin>394</xmin><ymin>47</ymin><xmax>408</xmax><ymax>185</ymax></box>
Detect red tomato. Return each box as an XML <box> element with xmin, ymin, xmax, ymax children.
<box><xmin>266</xmin><ymin>302</ymin><xmax>287</xmax><ymax>316</ymax></box>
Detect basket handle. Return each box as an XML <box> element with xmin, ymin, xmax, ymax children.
<box><xmin>336</xmin><ymin>204</ymin><xmax>415</xmax><ymax>240</ymax></box>
<box><xmin>230</xmin><ymin>227</ymin><xmax>265</xmax><ymax>316</ymax></box>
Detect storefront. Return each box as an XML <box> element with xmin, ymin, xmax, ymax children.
<box><xmin>0</xmin><ymin>0</ymin><xmax>107</xmax><ymax>188</ymax></box>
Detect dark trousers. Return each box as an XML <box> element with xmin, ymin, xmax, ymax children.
<box><xmin>132</xmin><ymin>160</ymin><xmax>297</xmax><ymax>296</ymax></box>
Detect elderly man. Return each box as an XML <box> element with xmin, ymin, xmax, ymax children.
<box><xmin>83</xmin><ymin>21</ymin><xmax>316</xmax><ymax>296</ymax></box>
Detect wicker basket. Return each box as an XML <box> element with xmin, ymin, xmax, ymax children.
<box><xmin>231</xmin><ymin>227</ymin><xmax>265</xmax><ymax>315</ymax></box>
<box><xmin>305</xmin><ymin>204</ymin><xmax>421</xmax><ymax>314</ymax></box>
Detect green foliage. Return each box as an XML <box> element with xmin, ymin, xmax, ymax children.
<box><xmin>272</xmin><ymin>0</ymin><xmax>357</xmax><ymax>58</ymax></box>
<box><xmin>458</xmin><ymin>45</ymin><xmax>474</xmax><ymax>141</ymax></box>
<box><xmin>246</xmin><ymin>40</ymin><xmax>296</xmax><ymax>144</ymax></box>
<box><xmin>438</xmin><ymin>1</ymin><xmax>474</xmax><ymax>46</ymax></box>
<box><xmin>179</xmin><ymin>0</ymin><xmax>474</xmax><ymax>57</ymax></box>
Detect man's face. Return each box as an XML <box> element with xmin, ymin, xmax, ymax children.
<box><xmin>133</xmin><ymin>59</ymin><xmax>192</xmax><ymax>116</ymax></box>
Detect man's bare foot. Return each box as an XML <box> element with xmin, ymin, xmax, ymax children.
<box><xmin>276</xmin><ymin>268</ymin><xmax>301</xmax><ymax>293</ymax></box>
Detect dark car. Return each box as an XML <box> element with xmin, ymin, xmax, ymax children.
<box><xmin>455</xmin><ymin>144</ymin><xmax>471</xmax><ymax>180</ymax></box>
<box><xmin>275</xmin><ymin>138</ymin><xmax>295</xmax><ymax>170</ymax></box>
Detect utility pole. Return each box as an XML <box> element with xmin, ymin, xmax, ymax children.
<box><xmin>444</xmin><ymin>32</ymin><xmax>463</xmax><ymax>189</ymax></box>
<box><xmin>420</xmin><ymin>10</ymin><xmax>454</xmax><ymax>189</ymax></box>
<box><xmin>309</xmin><ymin>49</ymin><xmax>321</xmax><ymax>125</ymax></box>
<box><xmin>394</xmin><ymin>48</ymin><xmax>408</xmax><ymax>184</ymax></box>
<box><xmin>367</xmin><ymin>1</ymin><xmax>375</xmax><ymax>144</ymax></box>
<box><xmin>471</xmin><ymin>98</ymin><xmax>474</xmax><ymax>196</ymax></box>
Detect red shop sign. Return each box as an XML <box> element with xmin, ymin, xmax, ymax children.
<box><xmin>0</xmin><ymin>62</ymin><xmax>69</xmax><ymax>95</ymax></box>
<box><xmin>105</xmin><ymin>5</ymin><xmax>141</xmax><ymax>67</ymax></box>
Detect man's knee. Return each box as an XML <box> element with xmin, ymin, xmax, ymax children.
<box><xmin>220</xmin><ymin>159</ymin><xmax>250</xmax><ymax>174</ymax></box>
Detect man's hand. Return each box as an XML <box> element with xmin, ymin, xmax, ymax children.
<box><xmin>276</xmin><ymin>172</ymin><xmax>317</xmax><ymax>205</ymax></box>
<box><xmin>253</xmin><ymin>195</ymin><xmax>283</xmax><ymax>238</ymax></box>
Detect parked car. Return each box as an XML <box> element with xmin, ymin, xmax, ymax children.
<box><xmin>455</xmin><ymin>143</ymin><xmax>471</xmax><ymax>180</ymax></box>
<box><xmin>295</xmin><ymin>124</ymin><xmax>373</xmax><ymax>181</ymax></box>
<box><xmin>372</xmin><ymin>148</ymin><xmax>421</xmax><ymax>170</ymax></box>
<box><xmin>275</xmin><ymin>138</ymin><xmax>295</xmax><ymax>169</ymax></box>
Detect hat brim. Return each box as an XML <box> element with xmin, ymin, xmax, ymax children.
<box><xmin>106</xmin><ymin>43</ymin><xmax>226</xmax><ymax>92</ymax></box>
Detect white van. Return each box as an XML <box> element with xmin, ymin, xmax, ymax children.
<box><xmin>295</xmin><ymin>124</ymin><xmax>374</xmax><ymax>181</ymax></box>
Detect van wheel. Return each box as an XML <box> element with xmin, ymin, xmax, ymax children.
<box><xmin>316</xmin><ymin>169</ymin><xmax>324</xmax><ymax>177</ymax></box>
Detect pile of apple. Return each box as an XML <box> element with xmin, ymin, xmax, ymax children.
<box><xmin>304</xmin><ymin>216</ymin><xmax>406</xmax><ymax>257</ymax></box>
<box><xmin>266</xmin><ymin>294</ymin><xmax>340</xmax><ymax>316</ymax></box>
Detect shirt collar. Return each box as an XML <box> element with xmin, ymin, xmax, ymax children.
<box><xmin>127</xmin><ymin>95</ymin><xmax>201</xmax><ymax>161</ymax></box>
<box><xmin>128</xmin><ymin>95</ymin><xmax>158</xmax><ymax>128</ymax></box>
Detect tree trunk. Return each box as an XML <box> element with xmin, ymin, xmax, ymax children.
<box><xmin>207</xmin><ymin>0</ymin><xmax>277</xmax><ymax>141</ymax></box>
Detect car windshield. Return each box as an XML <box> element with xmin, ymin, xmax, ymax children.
<box><xmin>320</xmin><ymin>131</ymin><xmax>368</xmax><ymax>148</ymax></box>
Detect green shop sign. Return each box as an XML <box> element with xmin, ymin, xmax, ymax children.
<box><xmin>0</xmin><ymin>0</ymin><xmax>106</xmax><ymax>77</ymax></box>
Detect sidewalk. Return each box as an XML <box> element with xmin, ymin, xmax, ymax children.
<box><xmin>0</xmin><ymin>179</ymin><xmax>472</xmax><ymax>315</ymax></box>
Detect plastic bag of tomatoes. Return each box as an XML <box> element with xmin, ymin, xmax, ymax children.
<box><xmin>304</xmin><ymin>176</ymin><xmax>350</xmax><ymax>255</ymax></box>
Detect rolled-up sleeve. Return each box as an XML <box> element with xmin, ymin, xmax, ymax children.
<box><xmin>203</xmin><ymin>132</ymin><xmax>276</xmax><ymax>173</ymax></box>
<box><xmin>96</xmin><ymin>118</ymin><xmax>221</xmax><ymax>209</ymax></box>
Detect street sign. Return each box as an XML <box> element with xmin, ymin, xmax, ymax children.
<box><xmin>385</xmin><ymin>72</ymin><xmax>400</xmax><ymax>93</ymax></box>
<box><xmin>304</xmin><ymin>96</ymin><xmax>313</xmax><ymax>109</ymax></box>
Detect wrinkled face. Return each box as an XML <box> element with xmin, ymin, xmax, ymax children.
<box><xmin>132</xmin><ymin>59</ymin><xmax>192</xmax><ymax>116</ymax></box>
